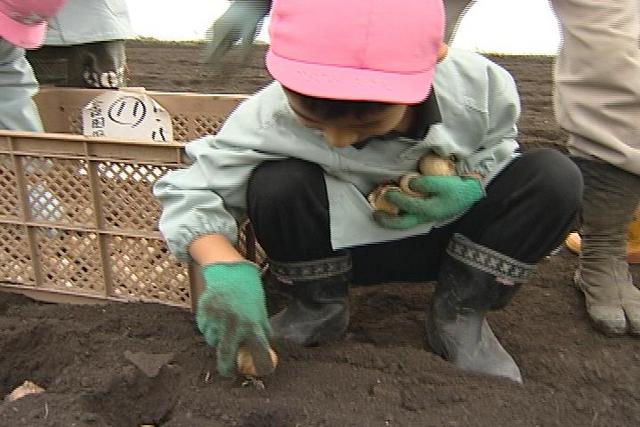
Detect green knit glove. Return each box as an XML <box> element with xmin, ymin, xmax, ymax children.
<box><xmin>373</xmin><ymin>175</ymin><xmax>485</xmax><ymax>229</ymax></box>
<box><xmin>196</xmin><ymin>262</ymin><xmax>272</xmax><ymax>377</ymax></box>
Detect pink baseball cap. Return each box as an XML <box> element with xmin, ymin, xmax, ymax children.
<box><xmin>266</xmin><ymin>0</ymin><xmax>445</xmax><ymax>104</ymax></box>
<box><xmin>0</xmin><ymin>0</ymin><xmax>67</xmax><ymax>49</ymax></box>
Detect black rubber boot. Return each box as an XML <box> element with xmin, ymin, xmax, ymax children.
<box><xmin>268</xmin><ymin>254</ymin><xmax>351</xmax><ymax>346</ymax></box>
<box><xmin>426</xmin><ymin>235</ymin><xmax>536</xmax><ymax>383</ymax></box>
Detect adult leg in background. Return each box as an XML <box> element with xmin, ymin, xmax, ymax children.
<box><xmin>550</xmin><ymin>0</ymin><xmax>640</xmax><ymax>336</ymax></box>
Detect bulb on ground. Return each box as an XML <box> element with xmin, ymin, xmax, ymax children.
<box><xmin>5</xmin><ymin>381</ymin><xmax>44</xmax><ymax>402</ymax></box>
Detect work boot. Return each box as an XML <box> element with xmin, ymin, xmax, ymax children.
<box><xmin>575</xmin><ymin>158</ymin><xmax>640</xmax><ymax>336</ymax></box>
<box><xmin>426</xmin><ymin>235</ymin><xmax>536</xmax><ymax>383</ymax></box>
<box><xmin>268</xmin><ymin>254</ymin><xmax>351</xmax><ymax>346</ymax></box>
<box><xmin>565</xmin><ymin>205</ymin><xmax>640</xmax><ymax>264</ymax></box>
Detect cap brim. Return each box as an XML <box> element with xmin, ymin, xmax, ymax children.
<box><xmin>266</xmin><ymin>49</ymin><xmax>435</xmax><ymax>104</ymax></box>
<box><xmin>0</xmin><ymin>12</ymin><xmax>46</xmax><ymax>49</ymax></box>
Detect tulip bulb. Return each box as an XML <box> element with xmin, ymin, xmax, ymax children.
<box><xmin>368</xmin><ymin>185</ymin><xmax>402</xmax><ymax>215</ymax></box>
<box><xmin>237</xmin><ymin>346</ymin><xmax>278</xmax><ymax>377</ymax></box>
<box><xmin>418</xmin><ymin>154</ymin><xmax>456</xmax><ymax>176</ymax></box>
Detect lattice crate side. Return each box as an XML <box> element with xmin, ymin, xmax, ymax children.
<box><xmin>37</xmin><ymin>229</ymin><xmax>106</xmax><ymax>296</ymax></box>
<box><xmin>97</xmin><ymin>160</ymin><xmax>169</xmax><ymax>233</ymax></box>
<box><xmin>34</xmin><ymin>88</ymin><xmax>246</xmax><ymax>141</ymax></box>
<box><xmin>109</xmin><ymin>235</ymin><xmax>190</xmax><ymax>307</ymax></box>
<box><xmin>65</xmin><ymin>108</ymin><xmax>226</xmax><ymax>143</ymax></box>
<box><xmin>0</xmin><ymin>223</ymin><xmax>35</xmax><ymax>285</ymax></box>
<box><xmin>67</xmin><ymin>106</ymin><xmax>84</xmax><ymax>135</ymax></box>
<box><xmin>171</xmin><ymin>113</ymin><xmax>226</xmax><ymax>142</ymax></box>
<box><xmin>150</xmin><ymin>92</ymin><xmax>245</xmax><ymax>142</ymax></box>
<box><xmin>194</xmin><ymin>114</ymin><xmax>226</xmax><ymax>139</ymax></box>
<box><xmin>64</xmin><ymin>106</ymin><xmax>231</xmax><ymax>143</ymax></box>
<box><xmin>71</xmin><ymin>111</ymin><xmax>227</xmax><ymax>143</ymax></box>
<box><xmin>0</xmin><ymin>153</ymin><xmax>21</xmax><ymax>220</ymax></box>
<box><xmin>22</xmin><ymin>155</ymin><xmax>94</xmax><ymax>227</ymax></box>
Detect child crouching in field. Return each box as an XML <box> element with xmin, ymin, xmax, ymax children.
<box><xmin>154</xmin><ymin>0</ymin><xmax>582</xmax><ymax>383</ymax></box>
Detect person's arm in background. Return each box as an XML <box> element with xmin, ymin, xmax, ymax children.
<box><xmin>0</xmin><ymin>0</ymin><xmax>69</xmax><ymax>131</ymax></box>
<box><xmin>201</xmin><ymin>0</ymin><xmax>476</xmax><ymax>65</ymax></box>
<box><xmin>0</xmin><ymin>39</ymin><xmax>43</xmax><ymax>132</ymax></box>
<box><xmin>202</xmin><ymin>0</ymin><xmax>272</xmax><ymax>64</ymax></box>
<box><xmin>444</xmin><ymin>0</ymin><xmax>477</xmax><ymax>43</ymax></box>
<box><xmin>200</xmin><ymin>0</ymin><xmax>475</xmax><ymax>65</ymax></box>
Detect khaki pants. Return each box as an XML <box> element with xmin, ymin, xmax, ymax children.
<box><xmin>550</xmin><ymin>0</ymin><xmax>640</xmax><ymax>175</ymax></box>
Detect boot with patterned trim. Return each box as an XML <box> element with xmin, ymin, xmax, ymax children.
<box><xmin>426</xmin><ymin>234</ymin><xmax>536</xmax><ymax>383</ymax></box>
<box><xmin>268</xmin><ymin>253</ymin><xmax>351</xmax><ymax>346</ymax></box>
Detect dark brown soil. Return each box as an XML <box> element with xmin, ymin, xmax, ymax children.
<box><xmin>2</xmin><ymin>41</ymin><xmax>640</xmax><ymax>427</ymax></box>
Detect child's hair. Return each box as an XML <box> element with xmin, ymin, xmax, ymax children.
<box><xmin>283</xmin><ymin>87</ymin><xmax>396</xmax><ymax>121</ymax></box>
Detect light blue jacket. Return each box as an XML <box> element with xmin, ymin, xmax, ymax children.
<box><xmin>44</xmin><ymin>0</ymin><xmax>133</xmax><ymax>46</ymax></box>
<box><xmin>154</xmin><ymin>49</ymin><xmax>521</xmax><ymax>262</ymax></box>
<box><xmin>0</xmin><ymin>39</ymin><xmax>43</xmax><ymax>132</ymax></box>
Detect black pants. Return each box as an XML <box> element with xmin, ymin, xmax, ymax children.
<box><xmin>27</xmin><ymin>40</ymin><xmax>127</xmax><ymax>88</ymax></box>
<box><xmin>247</xmin><ymin>149</ymin><xmax>583</xmax><ymax>285</ymax></box>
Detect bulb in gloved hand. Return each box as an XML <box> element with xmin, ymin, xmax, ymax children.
<box><xmin>418</xmin><ymin>154</ymin><xmax>456</xmax><ymax>176</ymax></box>
<box><xmin>398</xmin><ymin>172</ymin><xmax>424</xmax><ymax>197</ymax></box>
<box><xmin>237</xmin><ymin>346</ymin><xmax>278</xmax><ymax>377</ymax></box>
<box><xmin>367</xmin><ymin>185</ymin><xmax>402</xmax><ymax>215</ymax></box>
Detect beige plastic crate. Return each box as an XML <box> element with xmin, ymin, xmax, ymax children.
<box><xmin>0</xmin><ymin>87</ymin><xmax>258</xmax><ymax>310</ymax></box>
<box><xmin>35</xmin><ymin>87</ymin><xmax>248</xmax><ymax>142</ymax></box>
